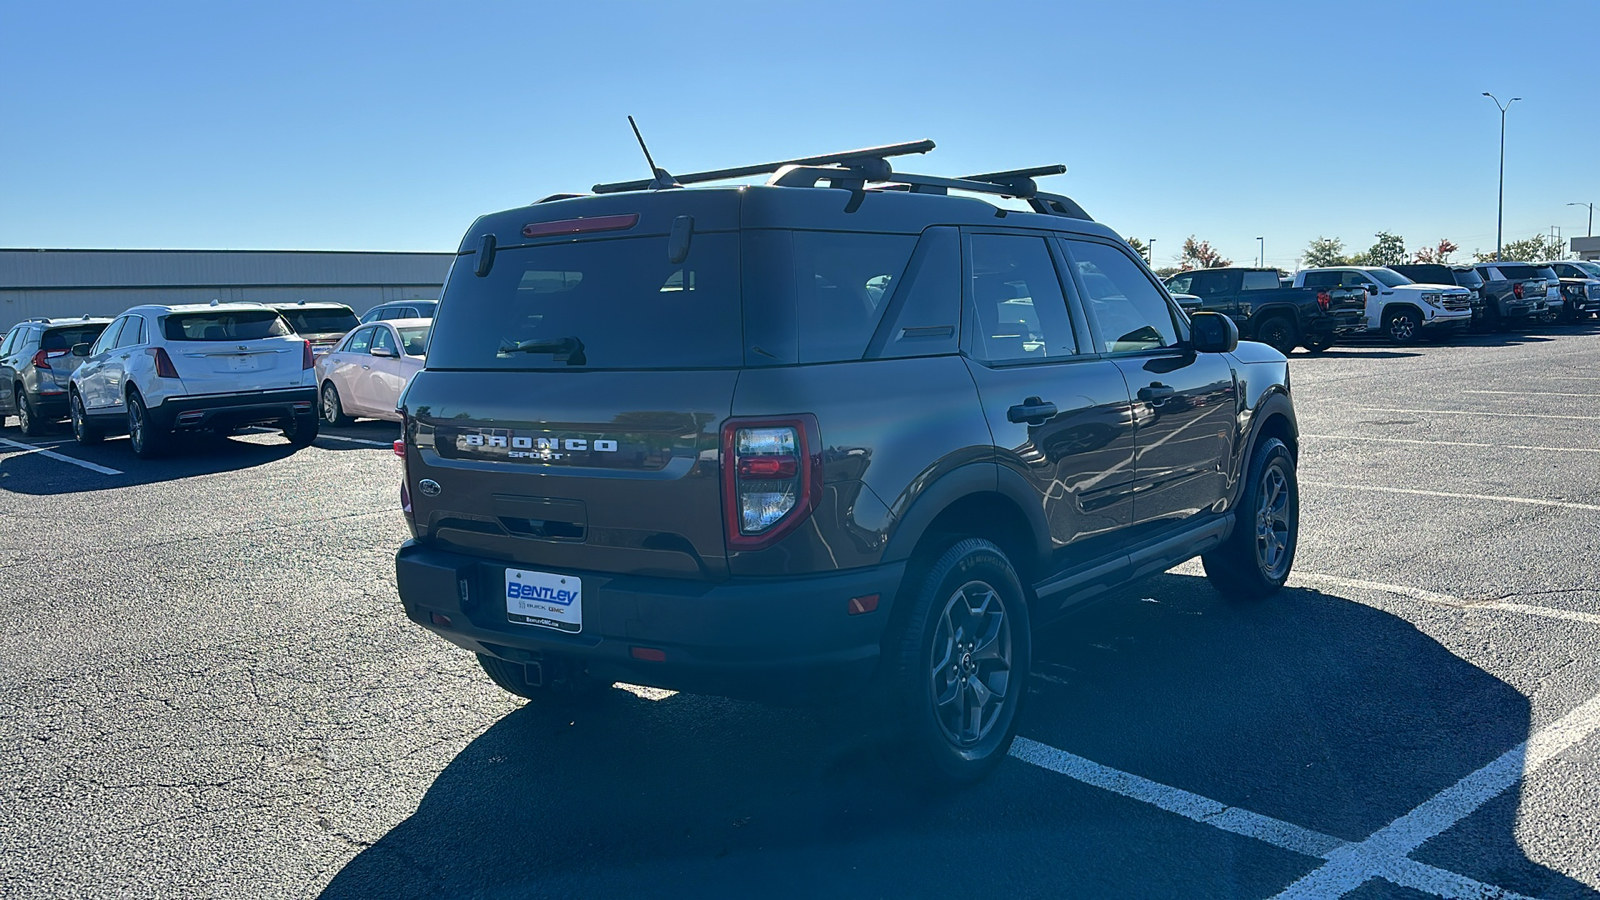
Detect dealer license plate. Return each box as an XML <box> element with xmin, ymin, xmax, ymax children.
<box><xmin>504</xmin><ymin>567</ymin><xmax>582</xmax><ymax>633</ymax></box>
<box><xmin>226</xmin><ymin>355</ymin><xmax>259</xmax><ymax>371</ymax></box>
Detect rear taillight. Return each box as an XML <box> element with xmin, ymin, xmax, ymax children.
<box><xmin>301</xmin><ymin>340</ymin><xmax>314</xmax><ymax>370</ymax></box>
<box><xmin>398</xmin><ymin>417</ymin><xmax>416</xmax><ymax>536</ymax></box>
<box><xmin>721</xmin><ymin>415</ymin><xmax>822</xmax><ymax>551</ymax></box>
<box><xmin>1315</xmin><ymin>291</ymin><xmax>1330</xmax><ymax>311</ymax></box>
<box><xmin>149</xmin><ymin>347</ymin><xmax>180</xmax><ymax>379</ymax></box>
<box><xmin>30</xmin><ymin>349</ymin><xmax>61</xmax><ymax>370</ymax></box>
<box><xmin>1513</xmin><ymin>282</ymin><xmax>1524</xmax><ymax>299</ymax></box>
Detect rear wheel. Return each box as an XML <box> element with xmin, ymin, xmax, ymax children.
<box><xmin>1255</xmin><ymin>315</ymin><xmax>1299</xmax><ymax>354</ymax></box>
<box><xmin>1203</xmin><ymin>437</ymin><xmax>1297</xmax><ymax>600</ymax></box>
<box><xmin>70</xmin><ymin>391</ymin><xmax>103</xmax><ymax>445</ymax></box>
<box><xmin>320</xmin><ymin>382</ymin><xmax>350</xmax><ymax>426</ymax></box>
<box><xmin>16</xmin><ymin>388</ymin><xmax>47</xmax><ymax>437</ymax></box>
<box><xmin>126</xmin><ymin>390</ymin><xmax>169</xmax><ymax>458</ymax></box>
<box><xmin>1384</xmin><ymin>308</ymin><xmax>1421</xmax><ymax>344</ymax></box>
<box><xmin>887</xmin><ymin>538</ymin><xmax>1030</xmax><ymax>785</ymax></box>
<box><xmin>283</xmin><ymin>412</ymin><xmax>320</xmax><ymax>447</ymax></box>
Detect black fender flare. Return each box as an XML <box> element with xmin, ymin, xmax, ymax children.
<box><xmin>880</xmin><ymin>461</ymin><xmax>1051</xmax><ymax>574</ymax></box>
<box><xmin>1230</xmin><ymin>388</ymin><xmax>1298</xmax><ymax>509</ymax></box>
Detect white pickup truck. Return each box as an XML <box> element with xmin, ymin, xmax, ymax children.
<box><xmin>1291</xmin><ymin>267</ymin><xmax>1473</xmax><ymax>343</ymax></box>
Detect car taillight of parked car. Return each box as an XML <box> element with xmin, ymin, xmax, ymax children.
<box><xmin>148</xmin><ymin>347</ymin><xmax>180</xmax><ymax>379</ymax></box>
<box><xmin>721</xmin><ymin>416</ymin><xmax>822</xmax><ymax>551</ymax></box>
<box><xmin>1513</xmin><ymin>283</ymin><xmax>1524</xmax><ymax>299</ymax></box>
<box><xmin>301</xmin><ymin>340</ymin><xmax>314</xmax><ymax>370</ymax></box>
<box><xmin>30</xmin><ymin>349</ymin><xmax>66</xmax><ymax>370</ymax></box>
<box><xmin>1315</xmin><ymin>291</ymin><xmax>1331</xmax><ymax>311</ymax></box>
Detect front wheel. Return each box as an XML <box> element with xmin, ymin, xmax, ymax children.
<box><xmin>1203</xmin><ymin>437</ymin><xmax>1298</xmax><ymax>600</ymax></box>
<box><xmin>888</xmin><ymin>538</ymin><xmax>1031</xmax><ymax>785</ymax></box>
<box><xmin>1385</xmin><ymin>309</ymin><xmax>1421</xmax><ymax>344</ymax></box>
<box><xmin>70</xmin><ymin>391</ymin><xmax>104</xmax><ymax>445</ymax></box>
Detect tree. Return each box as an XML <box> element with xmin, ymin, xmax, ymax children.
<box><xmin>1363</xmin><ymin>231</ymin><xmax>1408</xmax><ymax>267</ymax></box>
<box><xmin>1473</xmin><ymin>234</ymin><xmax>1566</xmax><ymax>263</ymax></box>
<box><xmin>1178</xmin><ymin>235</ymin><xmax>1231</xmax><ymax>271</ymax></box>
<box><xmin>1302</xmin><ymin>236</ymin><xmax>1348</xmax><ymax>268</ymax></box>
<box><xmin>1413</xmin><ymin>239</ymin><xmax>1459</xmax><ymax>264</ymax></box>
<box><xmin>1124</xmin><ymin>236</ymin><xmax>1149</xmax><ymax>262</ymax></box>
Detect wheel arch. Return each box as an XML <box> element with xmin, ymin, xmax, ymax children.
<box><xmin>881</xmin><ymin>463</ymin><xmax>1050</xmax><ymax>588</ymax></box>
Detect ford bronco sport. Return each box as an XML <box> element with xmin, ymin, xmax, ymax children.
<box><xmin>393</xmin><ymin>140</ymin><xmax>1302</xmax><ymax>783</ymax></box>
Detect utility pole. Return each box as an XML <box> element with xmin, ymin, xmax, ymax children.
<box><xmin>1569</xmin><ymin>202</ymin><xmax>1594</xmax><ymax>237</ymax></box>
<box><xmin>1148</xmin><ymin>238</ymin><xmax>1156</xmax><ymax>267</ymax></box>
<box><xmin>1483</xmin><ymin>92</ymin><xmax>1521</xmax><ymax>261</ymax></box>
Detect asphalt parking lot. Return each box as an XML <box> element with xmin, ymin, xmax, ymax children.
<box><xmin>3</xmin><ymin>330</ymin><xmax>1599</xmax><ymax>900</ymax></box>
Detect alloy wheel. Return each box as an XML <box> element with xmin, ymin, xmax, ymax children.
<box><xmin>1255</xmin><ymin>463</ymin><xmax>1293</xmax><ymax>579</ymax></box>
<box><xmin>322</xmin><ymin>385</ymin><xmax>339</xmax><ymax>424</ymax></box>
<box><xmin>1388</xmin><ymin>314</ymin><xmax>1417</xmax><ymax>342</ymax></box>
<box><xmin>71</xmin><ymin>395</ymin><xmax>85</xmax><ymax>439</ymax></box>
<box><xmin>15</xmin><ymin>392</ymin><xmax>30</xmax><ymax>432</ymax></box>
<box><xmin>128</xmin><ymin>396</ymin><xmax>145</xmax><ymax>451</ymax></box>
<box><xmin>929</xmin><ymin>580</ymin><xmax>1013</xmax><ymax>747</ymax></box>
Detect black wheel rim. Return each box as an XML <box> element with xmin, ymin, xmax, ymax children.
<box><xmin>929</xmin><ymin>579</ymin><xmax>1013</xmax><ymax>747</ymax></box>
<box><xmin>1255</xmin><ymin>463</ymin><xmax>1293</xmax><ymax>579</ymax></box>
<box><xmin>1263</xmin><ymin>322</ymin><xmax>1291</xmax><ymax>351</ymax></box>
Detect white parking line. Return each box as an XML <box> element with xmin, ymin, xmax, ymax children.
<box><xmin>1352</xmin><ymin>407</ymin><xmax>1600</xmax><ymax>421</ymax></box>
<box><xmin>1302</xmin><ymin>434</ymin><xmax>1600</xmax><ymax>454</ymax></box>
<box><xmin>1303</xmin><ymin>482</ymin><xmax>1600</xmax><ymax>513</ymax></box>
<box><xmin>1274</xmin><ymin>691</ymin><xmax>1600</xmax><ymax>898</ymax></box>
<box><xmin>1293</xmin><ymin>573</ymin><xmax>1600</xmax><ymax>627</ymax></box>
<box><xmin>1009</xmin><ymin>737</ymin><xmax>1540</xmax><ymax>899</ymax></box>
<box><xmin>0</xmin><ymin>437</ymin><xmax>123</xmax><ymax>475</ymax></box>
<box><xmin>317</xmin><ymin>434</ymin><xmax>393</xmax><ymax>448</ymax></box>
<box><xmin>1463</xmin><ymin>389</ymin><xmax>1598</xmax><ymax>398</ymax></box>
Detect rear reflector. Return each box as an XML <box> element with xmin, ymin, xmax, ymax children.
<box><xmin>848</xmin><ymin>594</ymin><xmax>880</xmax><ymax>616</ymax></box>
<box><xmin>630</xmin><ymin>647</ymin><xmax>667</xmax><ymax>662</ymax></box>
<box><xmin>522</xmin><ymin>213</ymin><xmax>639</xmax><ymax>239</ymax></box>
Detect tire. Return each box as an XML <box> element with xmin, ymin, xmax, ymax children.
<box><xmin>16</xmin><ymin>388</ymin><xmax>47</xmax><ymax>437</ymax></box>
<box><xmin>1384</xmin><ymin>308</ymin><xmax>1421</xmax><ymax>344</ymax></box>
<box><xmin>887</xmin><ymin>538</ymin><xmax>1031</xmax><ymax>785</ymax></box>
<box><xmin>70</xmin><ymin>390</ymin><xmax>104</xmax><ymax>445</ymax></box>
<box><xmin>283</xmin><ymin>412</ymin><xmax>320</xmax><ymax>447</ymax></box>
<box><xmin>320</xmin><ymin>382</ymin><xmax>350</xmax><ymax>426</ymax></box>
<box><xmin>1302</xmin><ymin>333</ymin><xmax>1335</xmax><ymax>354</ymax></box>
<box><xmin>126</xmin><ymin>390</ymin><xmax>169</xmax><ymax>459</ymax></box>
<box><xmin>1255</xmin><ymin>315</ymin><xmax>1299</xmax><ymax>355</ymax></box>
<box><xmin>1203</xmin><ymin>437</ymin><xmax>1298</xmax><ymax>601</ymax></box>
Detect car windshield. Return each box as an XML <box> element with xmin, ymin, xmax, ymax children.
<box><xmin>397</xmin><ymin>325</ymin><xmax>430</xmax><ymax>356</ymax></box>
<box><xmin>163</xmin><ymin>310</ymin><xmax>293</xmax><ymax>341</ymax></box>
<box><xmin>279</xmin><ymin>308</ymin><xmax>358</xmax><ymax>334</ymax></box>
<box><xmin>41</xmin><ymin>324</ymin><xmax>108</xmax><ymax>350</ymax></box>
<box><xmin>1576</xmin><ymin>261</ymin><xmax>1600</xmax><ymax>278</ymax></box>
<box><xmin>1369</xmin><ymin>268</ymin><xmax>1412</xmax><ymax>287</ymax></box>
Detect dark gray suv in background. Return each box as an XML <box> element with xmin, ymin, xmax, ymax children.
<box><xmin>0</xmin><ymin>316</ymin><xmax>114</xmax><ymax>435</ymax></box>
<box><xmin>393</xmin><ymin>141</ymin><xmax>1302</xmax><ymax>783</ymax></box>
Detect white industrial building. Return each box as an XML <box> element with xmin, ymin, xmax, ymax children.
<box><xmin>0</xmin><ymin>248</ymin><xmax>455</xmax><ymax>331</ymax></box>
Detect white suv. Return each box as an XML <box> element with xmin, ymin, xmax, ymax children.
<box><xmin>68</xmin><ymin>302</ymin><xmax>320</xmax><ymax>457</ymax></box>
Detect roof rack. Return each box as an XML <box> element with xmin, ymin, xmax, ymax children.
<box><xmin>586</xmin><ymin>139</ymin><xmax>1089</xmax><ymax>220</ymax></box>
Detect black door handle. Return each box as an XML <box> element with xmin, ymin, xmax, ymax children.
<box><xmin>1138</xmin><ymin>384</ymin><xmax>1176</xmax><ymax>402</ymax></box>
<box><xmin>1007</xmin><ymin>396</ymin><xmax>1058</xmax><ymax>425</ymax></box>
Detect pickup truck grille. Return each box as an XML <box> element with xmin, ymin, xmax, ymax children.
<box><xmin>1442</xmin><ymin>295</ymin><xmax>1472</xmax><ymax>311</ymax></box>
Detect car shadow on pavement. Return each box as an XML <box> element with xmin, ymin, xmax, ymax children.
<box><xmin>319</xmin><ymin>574</ymin><xmax>1598</xmax><ymax>900</ymax></box>
<box><xmin>0</xmin><ymin>431</ymin><xmax>302</xmax><ymax>496</ymax></box>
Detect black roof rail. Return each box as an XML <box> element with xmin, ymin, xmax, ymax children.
<box><xmin>591</xmin><ymin>139</ymin><xmax>936</xmax><ymax>194</ymax></box>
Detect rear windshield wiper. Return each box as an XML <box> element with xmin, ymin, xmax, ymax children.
<box><xmin>498</xmin><ymin>335</ymin><xmax>586</xmax><ymax>366</ymax></box>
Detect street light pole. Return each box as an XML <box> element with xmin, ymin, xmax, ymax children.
<box><xmin>1483</xmin><ymin>92</ymin><xmax>1521</xmax><ymax>261</ymax></box>
<box><xmin>1148</xmin><ymin>238</ymin><xmax>1156</xmax><ymax>266</ymax></box>
<box><xmin>1569</xmin><ymin>202</ymin><xmax>1594</xmax><ymax>237</ymax></box>
<box><xmin>1257</xmin><ymin>237</ymin><xmax>1264</xmax><ymax>268</ymax></box>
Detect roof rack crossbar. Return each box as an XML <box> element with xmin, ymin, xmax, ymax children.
<box><xmin>962</xmin><ymin>165</ymin><xmax>1068</xmax><ymax>183</ymax></box>
<box><xmin>592</xmin><ymin>139</ymin><xmax>935</xmax><ymax>194</ymax></box>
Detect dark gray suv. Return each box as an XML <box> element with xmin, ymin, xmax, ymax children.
<box><xmin>393</xmin><ymin>141</ymin><xmax>1301</xmax><ymax>782</ymax></box>
<box><xmin>0</xmin><ymin>316</ymin><xmax>114</xmax><ymax>435</ymax></box>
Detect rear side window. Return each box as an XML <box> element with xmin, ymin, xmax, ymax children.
<box><xmin>427</xmin><ymin>233</ymin><xmax>742</xmax><ymax>370</ymax></box>
<box><xmin>42</xmin><ymin>324</ymin><xmax>107</xmax><ymax>351</ymax></box>
<box><xmin>1241</xmin><ymin>271</ymin><xmax>1279</xmax><ymax>291</ymax></box>
<box><xmin>866</xmin><ymin>227</ymin><xmax>961</xmax><ymax>360</ymax></box>
<box><xmin>163</xmin><ymin>311</ymin><xmax>292</xmax><ymax>342</ymax></box>
<box><xmin>742</xmin><ymin>231</ymin><xmax>915</xmax><ymax>365</ymax></box>
<box><xmin>1301</xmin><ymin>271</ymin><xmax>1339</xmax><ymax>289</ymax></box>
<box><xmin>114</xmin><ymin>317</ymin><xmax>145</xmax><ymax>348</ymax></box>
<box><xmin>280</xmin><ymin>307</ymin><xmax>358</xmax><ymax>334</ymax></box>
<box><xmin>964</xmin><ymin>233</ymin><xmax>1078</xmax><ymax>364</ymax></box>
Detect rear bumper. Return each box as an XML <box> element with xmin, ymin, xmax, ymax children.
<box><xmin>394</xmin><ymin>540</ymin><xmax>905</xmax><ymax>704</ymax></box>
<box><xmin>153</xmin><ymin>387</ymin><xmax>317</xmax><ymax>429</ymax></box>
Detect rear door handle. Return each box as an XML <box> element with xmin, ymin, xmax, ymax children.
<box><xmin>1138</xmin><ymin>384</ymin><xmax>1176</xmax><ymax>402</ymax></box>
<box><xmin>1007</xmin><ymin>397</ymin><xmax>1058</xmax><ymax>425</ymax></box>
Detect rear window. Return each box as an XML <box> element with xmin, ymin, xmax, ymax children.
<box><xmin>279</xmin><ymin>308</ymin><xmax>358</xmax><ymax>334</ymax></box>
<box><xmin>1240</xmin><ymin>271</ymin><xmax>1279</xmax><ymax>291</ymax></box>
<box><xmin>162</xmin><ymin>311</ymin><xmax>293</xmax><ymax>342</ymax></box>
<box><xmin>1496</xmin><ymin>265</ymin><xmax>1540</xmax><ymax>280</ymax></box>
<box><xmin>1451</xmin><ymin>269</ymin><xmax>1484</xmax><ymax>289</ymax></box>
<box><xmin>41</xmin><ymin>324</ymin><xmax>108</xmax><ymax>351</ymax></box>
<box><xmin>426</xmin><ymin>234</ymin><xmax>742</xmax><ymax>370</ymax></box>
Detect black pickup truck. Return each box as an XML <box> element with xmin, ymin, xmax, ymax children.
<box><xmin>1164</xmin><ymin>267</ymin><xmax>1366</xmax><ymax>354</ymax></box>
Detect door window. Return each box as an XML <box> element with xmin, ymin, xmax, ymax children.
<box><xmin>114</xmin><ymin>316</ymin><xmax>145</xmax><ymax>349</ymax></box>
<box><xmin>345</xmin><ymin>327</ymin><xmax>376</xmax><ymax>354</ymax></box>
<box><xmin>372</xmin><ymin>327</ymin><xmax>398</xmax><ymax>355</ymax></box>
<box><xmin>91</xmin><ymin>319</ymin><xmax>125</xmax><ymax>355</ymax></box>
<box><xmin>0</xmin><ymin>328</ymin><xmax>18</xmax><ymax>357</ymax></box>
<box><xmin>1063</xmin><ymin>240</ymin><xmax>1181</xmax><ymax>353</ymax></box>
<box><xmin>963</xmin><ymin>233</ymin><xmax>1079</xmax><ymax>364</ymax></box>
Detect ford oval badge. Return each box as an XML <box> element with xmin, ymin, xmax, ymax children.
<box><xmin>419</xmin><ymin>479</ymin><xmax>442</xmax><ymax>497</ymax></box>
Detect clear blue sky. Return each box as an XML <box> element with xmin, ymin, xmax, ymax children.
<box><xmin>3</xmin><ymin>0</ymin><xmax>1596</xmax><ymax>269</ymax></box>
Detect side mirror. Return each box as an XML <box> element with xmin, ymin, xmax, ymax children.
<box><xmin>71</xmin><ymin>343</ymin><xmax>91</xmax><ymax>357</ymax></box>
<box><xmin>1365</xmin><ymin>283</ymin><xmax>1379</xmax><ymax>294</ymax></box>
<box><xmin>1188</xmin><ymin>311</ymin><xmax>1239</xmax><ymax>353</ymax></box>
<box><xmin>371</xmin><ymin>346</ymin><xmax>397</xmax><ymax>359</ymax></box>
